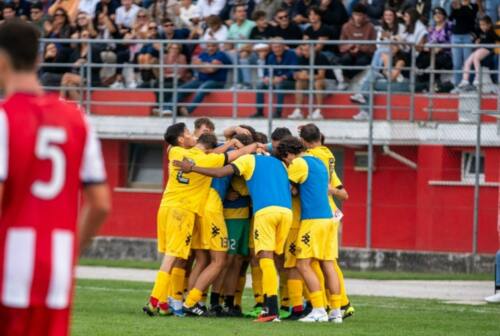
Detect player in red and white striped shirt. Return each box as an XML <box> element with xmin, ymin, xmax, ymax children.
<box><xmin>0</xmin><ymin>20</ymin><xmax>111</xmax><ymax>336</ymax></box>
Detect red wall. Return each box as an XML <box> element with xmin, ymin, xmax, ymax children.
<box><xmin>97</xmin><ymin>140</ymin><xmax>500</xmax><ymax>254</ymax></box>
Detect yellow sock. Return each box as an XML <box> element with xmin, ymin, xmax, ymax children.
<box><xmin>334</xmin><ymin>261</ymin><xmax>349</xmax><ymax>307</ymax></box>
<box><xmin>309</xmin><ymin>290</ymin><xmax>324</xmax><ymax>309</ymax></box>
<box><xmin>171</xmin><ymin>267</ymin><xmax>186</xmax><ymax>301</ymax></box>
<box><xmin>184</xmin><ymin>288</ymin><xmax>203</xmax><ymax>308</ymax></box>
<box><xmin>329</xmin><ymin>294</ymin><xmax>342</xmax><ymax>310</ymax></box>
<box><xmin>151</xmin><ymin>271</ymin><xmax>170</xmax><ymax>303</ymax></box>
<box><xmin>311</xmin><ymin>260</ymin><xmax>327</xmax><ymax>307</ymax></box>
<box><xmin>251</xmin><ymin>266</ymin><xmax>264</xmax><ymax>304</ymax></box>
<box><xmin>235</xmin><ymin>276</ymin><xmax>246</xmax><ymax>306</ymax></box>
<box><xmin>259</xmin><ymin>258</ymin><xmax>278</xmax><ymax>297</ymax></box>
<box><xmin>287</xmin><ymin>279</ymin><xmax>303</xmax><ymax>308</ymax></box>
<box><xmin>279</xmin><ymin>272</ymin><xmax>289</xmax><ymax>307</ymax></box>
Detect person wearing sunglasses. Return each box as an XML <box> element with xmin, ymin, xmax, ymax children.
<box><xmin>270</xmin><ymin>8</ymin><xmax>303</xmax><ymax>48</ymax></box>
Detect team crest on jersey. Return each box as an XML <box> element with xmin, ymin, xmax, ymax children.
<box><xmin>211</xmin><ymin>224</ymin><xmax>220</xmax><ymax>238</ymax></box>
<box><xmin>185</xmin><ymin>234</ymin><xmax>192</xmax><ymax>246</ymax></box>
<box><xmin>254</xmin><ymin>229</ymin><xmax>259</xmax><ymax>241</ymax></box>
<box><xmin>301</xmin><ymin>232</ymin><xmax>311</xmax><ymax>246</ymax></box>
<box><xmin>288</xmin><ymin>242</ymin><xmax>296</xmax><ymax>255</ymax></box>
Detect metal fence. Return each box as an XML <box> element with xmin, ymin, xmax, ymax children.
<box><xmin>38</xmin><ymin>38</ymin><xmax>500</xmax><ymax>256</ymax></box>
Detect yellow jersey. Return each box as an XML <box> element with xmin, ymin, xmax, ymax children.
<box><xmin>160</xmin><ymin>146</ymin><xmax>227</xmax><ymax>214</ymax></box>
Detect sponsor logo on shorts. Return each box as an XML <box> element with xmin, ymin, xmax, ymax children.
<box><xmin>288</xmin><ymin>242</ymin><xmax>296</xmax><ymax>255</ymax></box>
<box><xmin>185</xmin><ymin>234</ymin><xmax>192</xmax><ymax>246</ymax></box>
<box><xmin>254</xmin><ymin>229</ymin><xmax>259</xmax><ymax>241</ymax></box>
<box><xmin>301</xmin><ymin>232</ymin><xmax>311</xmax><ymax>246</ymax></box>
<box><xmin>211</xmin><ymin>224</ymin><xmax>220</xmax><ymax>238</ymax></box>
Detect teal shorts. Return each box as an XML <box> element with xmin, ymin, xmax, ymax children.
<box><xmin>226</xmin><ymin>218</ymin><xmax>250</xmax><ymax>256</ymax></box>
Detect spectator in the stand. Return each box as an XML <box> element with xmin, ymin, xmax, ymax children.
<box><xmin>132</xmin><ymin>9</ymin><xmax>151</xmax><ymax>39</ymax></box>
<box><xmin>253</xmin><ymin>0</ymin><xmax>283</xmax><ymax>22</ymax></box>
<box><xmin>271</xmin><ymin>8</ymin><xmax>303</xmax><ymax>48</ymax></box>
<box><xmin>303</xmin><ymin>6</ymin><xmax>337</xmax><ymax>59</ymax></box>
<box><xmin>449</xmin><ymin>0</ymin><xmax>478</xmax><ymax>85</ymax></box>
<box><xmin>196</xmin><ymin>0</ymin><xmax>226</xmax><ymax>20</ymax></box>
<box><xmin>345</xmin><ymin>0</ymin><xmax>384</xmax><ymax>24</ymax></box>
<box><xmin>432</xmin><ymin>0</ymin><xmax>452</xmax><ymax>21</ymax></box>
<box><xmin>115</xmin><ymin>0</ymin><xmax>141</xmax><ymax>29</ymax></box>
<box><xmin>388</xmin><ymin>0</ymin><xmax>407</xmax><ymax>21</ymax></box>
<box><xmin>2</xmin><ymin>4</ymin><xmax>17</xmax><ymax>22</ymax></box>
<box><xmin>416</xmin><ymin>6</ymin><xmax>453</xmax><ymax>83</ymax></box>
<box><xmin>30</xmin><ymin>2</ymin><xmax>48</xmax><ymax>34</ymax></box>
<box><xmin>371</xmin><ymin>8</ymin><xmax>406</xmax><ymax>69</ymax></box>
<box><xmin>40</xmin><ymin>42</ymin><xmax>72</xmax><ymax>88</ymax></box>
<box><xmin>319</xmin><ymin>0</ymin><xmax>349</xmax><ymax>38</ymax></box>
<box><xmin>49</xmin><ymin>0</ymin><xmax>79</xmax><ymax>21</ymax></box>
<box><xmin>75</xmin><ymin>12</ymin><xmax>98</xmax><ymax>36</ymax></box>
<box><xmin>289</xmin><ymin>43</ymin><xmax>336</xmax><ymax>120</ymax></box>
<box><xmin>178</xmin><ymin>0</ymin><xmax>201</xmax><ymax>29</ymax></box>
<box><xmin>279</xmin><ymin>0</ymin><xmax>299</xmax><ymax>21</ymax></box>
<box><xmin>334</xmin><ymin>3</ymin><xmax>376</xmax><ymax>90</ymax></box>
<box><xmin>456</xmin><ymin>15</ymin><xmax>498</xmax><ymax>89</ymax></box>
<box><xmin>148</xmin><ymin>0</ymin><xmax>178</xmax><ymax>25</ymax></box>
<box><xmin>11</xmin><ymin>0</ymin><xmax>31</xmax><ymax>19</ymax></box>
<box><xmin>249</xmin><ymin>10</ymin><xmax>274</xmax><ymax>39</ymax></box>
<box><xmin>44</xmin><ymin>7</ymin><xmax>72</xmax><ymax>39</ymax></box>
<box><xmin>351</xmin><ymin>42</ymin><xmax>410</xmax><ymax>120</ymax></box>
<box><xmin>400</xmin><ymin>8</ymin><xmax>428</xmax><ymax>60</ymax></box>
<box><xmin>163</xmin><ymin>42</ymin><xmax>231</xmax><ymax>115</ymax></box>
<box><xmin>220</xmin><ymin>0</ymin><xmax>255</xmax><ymax>25</ymax></box>
<box><xmin>411</xmin><ymin>0</ymin><xmax>433</xmax><ymax>24</ymax></box>
<box><xmin>94</xmin><ymin>0</ymin><xmax>120</xmax><ymax>22</ymax></box>
<box><xmin>60</xmin><ymin>29</ymin><xmax>104</xmax><ymax>101</ymax></box>
<box><xmin>160</xmin><ymin>18</ymin><xmax>190</xmax><ymax>55</ymax></box>
<box><xmin>293</xmin><ymin>0</ymin><xmax>318</xmax><ymax>28</ymax></box>
<box><xmin>253</xmin><ymin>42</ymin><xmax>270</xmax><ymax>79</ymax></box>
<box><xmin>136</xmin><ymin>21</ymin><xmax>161</xmax><ymax>86</ymax></box>
<box><xmin>252</xmin><ymin>38</ymin><xmax>298</xmax><ymax>118</ymax></box>
<box><xmin>79</xmin><ymin>0</ymin><xmax>100</xmax><ymax>18</ymax></box>
<box><xmin>226</xmin><ymin>3</ymin><xmax>256</xmax><ymax>88</ymax></box>
<box><xmin>201</xmin><ymin>15</ymin><xmax>229</xmax><ymax>50</ymax></box>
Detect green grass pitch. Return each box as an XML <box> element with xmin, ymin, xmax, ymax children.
<box><xmin>72</xmin><ymin>279</ymin><xmax>500</xmax><ymax>336</ymax></box>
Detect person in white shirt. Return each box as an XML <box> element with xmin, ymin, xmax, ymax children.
<box><xmin>115</xmin><ymin>0</ymin><xmax>141</xmax><ymax>29</ymax></box>
<box><xmin>196</xmin><ymin>0</ymin><xmax>226</xmax><ymax>19</ymax></box>
<box><xmin>79</xmin><ymin>0</ymin><xmax>100</xmax><ymax>17</ymax></box>
<box><xmin>179</xmin><ymin>0</ymin><xmax>201</xmax><ymax>28</ymax></box>
<box><xmin>201</xmin><ymin>15</ymin><xmax>228</xmax><ymax>50</ymax></box>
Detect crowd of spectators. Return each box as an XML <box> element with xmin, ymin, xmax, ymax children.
<box><xmin>0</xmin><ymin>0</ymin><xmax>499</xmax><ymax>118</ymax></box>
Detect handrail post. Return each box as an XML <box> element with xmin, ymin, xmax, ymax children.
<box><xmin>387</xmin><ymin>42</ymin><xmax>393</xmax><ymax>121</ymax></box>
<box><xmin>472</xmin><ymin>65</ymin><xmax>482</xmax><ymax>256</ymax></box>
<box><xmin>308</xmin><ymin>41</ymin><xmax>314</xmax><ymax>118</ymax></box>
<box><xmin>366</xmin><ymin>72</ymin><xmax>374</xmax><ymax>249</ymax></box>
<box><xmin>172</xmin><ymin>62</ymin><xmax>178</xmax><ymax>124</ymax></box>
<box><xmin>409</xmin><ymin>43</ymin><xmax>416</xmax><ymax>122</ymax></box>
<box><xmin>232</xmin><ymin>50</ymin><xmax>238</xmax><ymax>119</ymax></box>
<box><xmin>267</xmin><ymin>67</ymin><xmax>274</xmax><ymax>140</ymax></box>
<box><xmin>158</xmin><ymin>40</ymin><xmax>164</xmax><ymax>117</ymax></box>
<box><xmin>86</xmin><ymin>40</ymin><xmax>92</xmax><ymax>114</ymax></box>
<box><xmin>427</xmin><ymin>47</ymin><xmax>436</xmax><ymax>121</ymax></box>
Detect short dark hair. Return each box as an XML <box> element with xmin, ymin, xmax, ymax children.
<box><xmin>234</xmin><ymin>133</ymin><xmax>253</xmax><ymax>146</ymax></box>
<box><xmin>3</xmin><ymin>3</ymin><xmax>15</xmax><ymax>10</ymax></box>
<box><xmin>164</xmin><ymin>122</ymin><xmax>187</xmax><ymax>146</ymax></box>
<box><xmin>254</xmin><ymin>132</ymin><xmax>268</xmax><ymax>144</ymax></box>
<box><xmin>234</xmin><ymin>3</ymin><xmax>247</xmax><ymax>12</ymax></box>
<box><xmin>271</xmin><ymin>127</ymin><xmax>292</xmax><ymax>141</ymax></box>
<box><xmin>252</xmin><ymin>10</ymin><xmax>267</xmax><ymax>21</ymax></box>
<box><xmin>197</xmin><ymin>133</ymin><xmax>218</xmax><ymax>150</ymax></box>
<box><xmin>320</xmin><ymin>133</ymin><xmax>325</xmax><ymax>145</ymax></box>
<box><xmin>479</xmin><ymin>15</ymin><xmax>493</xmax><ymax>26</ymax></box>
<box><xmin>352</xmin><ymin>3</ymin><xmax>367</xmax><ymax>14</ymax></box>
<box><xmin>238</xmin><ymin>125</ymin><xmax>257</xmax><ymax>141</ymax></box>
<box><xmin>194</xmin><ymin>117</ymin><xmax>215</xmax><ymax>132</ymax></box>
<box><xmin>0</xmin><ymin>20</ymin><xmax>39</xmax><ymax>71</ymax></box>
<box><xmin>276</xmin><ymin>136</ymin><xmax>305</xmax><ymax>160</ymax></box>
<box><xmin>299</xmin><ymin>123</ymin><xmax>321</xmax><ymax>143</ymax></box>
<box><xmin>307</xmin><ymin>6</ymin><xmax>323</xmax><ymax>17</ymax></box>
<box><xmin>31</xmin><ymin>2</ymin><xmax>44</xmax><ymax>10</ymax></box>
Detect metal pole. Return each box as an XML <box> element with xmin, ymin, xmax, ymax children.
<box><xmin>232</xmin><ymin>52</ymin><xmax>238</xmax><ymax>119</ymax></box>
<box><xmin>267</xmin><ymin>67</ymin><xmax>274</xmax><ymax>140</ymax></box>
<box><xmin>472</xmin><ymin>66</ymin><xmax>482</xmax><ymax>255</ymax></box>
<box><xmin>172</xmin><ymin>63</ymin><xmax>178</xmax><ymax>124</ymax></box>
<box><xmin>366</xmin><ymin>71</ymin><xmax>374</xmax><ymax>249</ymax></box>
<box><xmin>427</xmin><ymin>47</ymin><xmax>436</xmax><ymax>121</ymax></box>
<box><xmin>158</xmin><ymin>41</ymin><xmax>164</xmax><ymax>116</ymax></box>
<box><xmin>409</xmin><ymin>44</ymin><xmax>416</xmax><ymax>122</ymax></box>
<box><xmin>78</xmin><ymin>61</ymin><xmax>84</xmax><ymax>109</ymax></box>
<box><xmin>387</xmin><ymin>43</ymin><xmax>393</xmax><ymax>121</ymax></box>
<box><xmin>308</xmin><ymin>44</ymin><xmax>314</xmax><ymax>118</ymax></box>
<box><xmin>85</xmin><ymin>40</ymin><xmax>92</xmax><ymax>113</ymax></box>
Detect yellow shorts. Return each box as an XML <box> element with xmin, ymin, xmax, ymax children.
<box><xmin>296</xmin><ymin>218</ymin><xmax>337</xmax><ymax>261</ymax></box>
<box><xmin>252</xmin><ymin>207</ymin><xmax>292</xmax><ymax>255</ymax></box>
<box><xmin>284</xmin><ymin>227</ymin><xmax>299</xmax><ymax>269</ymax></box>
<box><xmin>157</xmin><ymin>206</ymin><xmax>196</xmax><ymax>259</ymax></box>
<box><xmin>191</xmin><ymin>211</ymin><xmax>228</xmax><ymax>252</ymax></box>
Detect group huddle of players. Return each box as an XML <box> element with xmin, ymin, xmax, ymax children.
<box><xmin>143</xmin><ymin>118</ymin><xmax>354</xmax><ymax>323</ymax></box>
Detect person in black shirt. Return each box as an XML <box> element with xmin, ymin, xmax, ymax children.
<box><xmin>303</xmin><ymin>6</ymin><xmax>337</xmax><ymax>57</ymax></box>
<box><xmin>457</xmin><ymin>15</ymin><xmax>499</xmax><ymax>88</ymax></box>
<box><xmin>293</xmin><ymin>0</ymin><xmax>318</xmax><ymax>27</ymax></box>
<box><xmin>249</xmin><ymin>10</ymin><xmax>273</xmax><ymax>40</ymax></box>
<box><xmin>319</xmin><ymin>0</ymin><xmax>348</xmax><ymax>37</ymax></box>
<box><xmin>271</xmin><ymin>8</ymin><xmax>303</xmax><ymax>48</ymax></box>
<box><xmin>449</xmin><ymin>0</ymin><xmax>478</xmax><ymax>85</ymax></box>
<box><xmin>94</xmin><ymin>0</ymin><xmax>120</xmax><ymax>24</ymax></box>
<box><xmin>289</xmin><ymin>43</ymin><xmax>336</xmax><ymax>120</ymax></box>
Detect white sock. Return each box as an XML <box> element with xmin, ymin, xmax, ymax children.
<box><xmin>311</xmin><ymin>307</ymin><xmax>326</xmax><ymax>314</ymax></box>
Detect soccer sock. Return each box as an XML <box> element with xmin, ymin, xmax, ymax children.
<box><xmin>210</xmin><ymin>292</ymin><xmax>220</xmax><ymax>307</ymax></box>
<box><xmin>150</xmin><ymin>271</ymin><xmax>170</xmax><ymax>306</ymax></box>
<box><xmin>184</xmin><ymin>288</ymin><xmax>203</xmax><ymax>308</ymax></box>
<box><xmin>234</xmin><ymin>276</ymin><xmax>246</xmax><ymax>307</ymax></box>
<box><xmin>279</xmin><ymin>271</ymin><xmax>289</xmax><ymax>308</ymax></box>
<box><xmin>224</xmin><ymin>295</ymin><xmax>235</xmax><ymax>309</ymax></box>
<box><xmin>309</xmin><ymin>290</ymin><xmax>324</xmax><ymax>309</ymax></box>
<box><xmin>171</xmin><ymin>267</ymin><xmax>186</xmax><ymax>301</ymax></box>
<box><xmin>329</xmin><ymin>294</ymin><xmax>342</xmax><ymax>310</ymax></box>
<box><xmin>334</xmin><ymin>260</ymin><xmax>350</xmax><ymax>307</ymax></box>
<box><xmin>183</xmin><ymin>276</ymin><xmax>189</xmax><ymax>295</ymax></box>
<box><xmin>199</xmin><ymin>291</ymin><xmax>208</xmax><ymax>307</ymax></box>
<box><xmin>259</xmin><ymin>258</ymin><xmax>278</xmax><ymax>297</ymax></box>
<box><xmin>311</xmin><ymin>260</ymin><xmax>327</xmax><ymax>307</ymax></box>
<box><xmin>287</xmin><ymin>279</ymin><xmax>303</xmax><ymax>312</ymax></box>
<box><xmin>251</xmin><ymin>266</ymin><xmax>264</xmax><ymax>305</ymax></box>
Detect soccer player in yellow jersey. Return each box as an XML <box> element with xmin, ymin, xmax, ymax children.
<box><xmin>277</xmin><ymin>136</ymin><xmax>343</xmax><ymax>323</ymax></box>
<box><xmin>174</xmin><ymin>152</ymin><xmax>293</xmax><ymax>322</ymax></box>
<box><xmin>144</xmin><ymin>123</ymin><xmax>259</xmax><ymax>317</ymax></box>
<box><xmin>299</xmin><ymin>124</ymin><xmax>354</xmax><ymax>319</ymax></box>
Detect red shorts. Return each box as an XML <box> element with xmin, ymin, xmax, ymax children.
<box><xmin>0</xmin><ymin>305</ymin><xmax>70</xmax><ymax>336</ymax></box>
